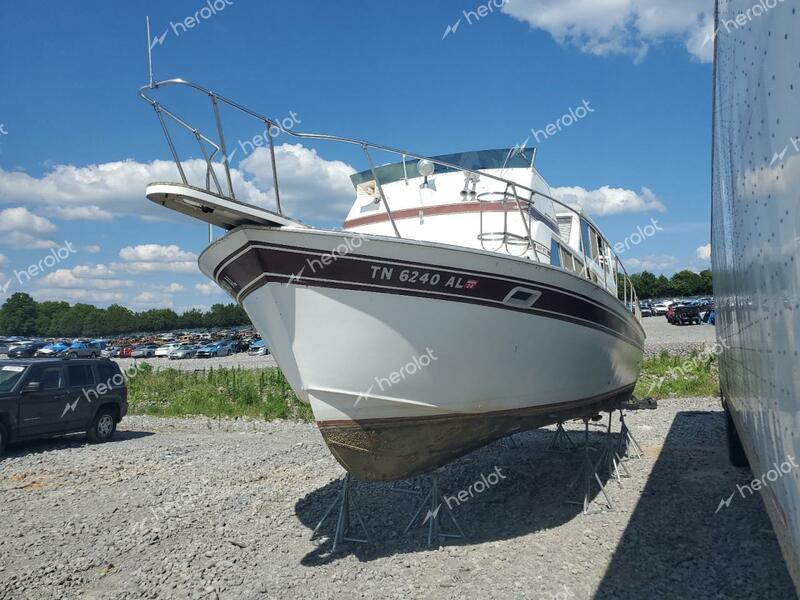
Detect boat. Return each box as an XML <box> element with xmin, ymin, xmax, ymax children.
<box><xmin>712</xmin><ymin>0</ymin><xmax>800</xmax><ymax>589</ymax></box>
<box><xmin>139</xmin><ymin>78</ymin><xmax>645</xmax><ymax>481</ymax></box>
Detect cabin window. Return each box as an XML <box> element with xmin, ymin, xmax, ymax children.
<box><xmin>550</xmin><ymin>239</ymin><xmax>562</xmax><ymax>268</ymax></box>
<box><xmin>557</xmin><ymin>216</ymin><xmax>572</xmax><ymax>243</ymax></box>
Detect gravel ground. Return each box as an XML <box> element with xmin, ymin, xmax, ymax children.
<box><xmin>112</xmin><ymin>353</ymin><xmax>278</xmax><ymax>373</ymax></box>
<box><xmin>0</xmin><ymin>397</ymin><xmax>794</xmax><ymax>599</ymax></box>
<box><xmin>640</xmin><ymin>317</ymin><xmax>717</xmax><ymax>358</ymax></box>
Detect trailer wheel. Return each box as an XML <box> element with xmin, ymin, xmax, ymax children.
<box><xmin>724</xmin><ymin>400</ymin><xmax>749</xmax><ymax>467</ymax></box>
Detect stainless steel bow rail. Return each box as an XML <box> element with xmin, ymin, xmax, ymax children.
<box><xmin>138</xmin><ymin>77</ymin><xmax>642</xmax><ymax>320</ymax></box>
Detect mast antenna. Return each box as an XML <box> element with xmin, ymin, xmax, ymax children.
<box><xmin>146</xmin><ymin>16</ymin><xmax>154</xmax><ymax>88</ymax></box>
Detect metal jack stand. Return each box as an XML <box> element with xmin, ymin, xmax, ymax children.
<box><xmin>405</xmin><ymin>473</ymin><xmax>465</xmax><ymax>546</ymax></box>
<box><xmin>392</xmin><ymin>478</ymin><xmax>422</xmax><ymax>495</ymax></box>
<box><xmin>594</xmin><ymin>413</ymin><xmax>631</xmax><ymax>486</ymax></box>
<box><xmin>500</xmin><ymin>433</ymin><xmax>519</xmax><ymax>449</ymax></box>
<box><xmin>618</xmin><ymin>410</ymin><xmax>643</xmax><ymax>460</ymax></box>
<box><xmin>566</xmin><ymin>418</ymin><xmax>614</xmax><ymax>514</ymax></box>
<box><xmin>546</xmin><ymin>422</ymin><xmax>578</xmax><ymax>453</ymax></box>
<box><xmin>311</xmin><ymin>474</ymin><xmax>369</xmax><ymax>551</ymax></box>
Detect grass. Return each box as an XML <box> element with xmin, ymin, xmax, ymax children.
<box><xmin>125</xmin><ymin>351</ymin><xmax>717</xmax><ymax>422</ymax></box>
<box><xmin>127</xmin><ymin>364</ymin><xmax>313</xmax><ymax>421</ymax></box>
<box><xmin>635</xmin><ymin>350</ymin><xmax>720</xmax><ymax>399</ymax></box>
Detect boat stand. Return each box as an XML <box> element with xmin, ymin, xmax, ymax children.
<box><xmin>594</xmin><ymin>412</ymin><xmax>631</xmax><ymax>486</ymax></box>
<box><xmin>617</xmin><ymin>410</ymin><xmax>643</xmax><ymax>459</ymax></box>
<box><xmin>566</xmin><ymin>418</ymin><xmax>614</xmax><ymax>514</ymax></box>
<box><xmin>391</xmin><ymin>478</ymin><xmax>422</xmax><ymax>495</ymax></box>
<box><xmin>405</xmin><ymin>473</ymin><xmax>465</xmax><ymax>546</ymax></box>
<box><xmin>546</xmin><ymin>422</ymin><xmax>578</xmax><ymax>453</ymax></box>
<box><xmin>310</xmin><ymin>474</ymin><xmax>369</xmax><ymax>551</ymax></box>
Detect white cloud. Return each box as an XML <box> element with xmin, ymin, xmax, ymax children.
<box><xmin>0</xmin><ymin>207</ymin><xmax>58</xmax><ymax>248</ymax></box>
<box><xmin>0</xmin><ymin>253</ymin><xmax>6</xmax><ymax>267</ymax></box>
<box><xmin>239</xmin><ymin>144</ymin><xmax>355</xmax><ymax>222</ymax></box>
<box><xmin>165</xmin><ymin>283</ymin><xmax>186</xmax><ymax>293</ymax></box>
<box><xmin>696</xmin><ymin>243</ymin><xmax>711</xmax><ymax>261</ymax></box>
<box><xmin>553</xmin><ymin>185</ymin><xmax>666</xmax><ymax>215</ymax></box>
<box><xmin>83</xmin><ymin>244</ymin><xmax>101</xmax><ymax>253</ymax></box>
<box><xmin>2</xmin><ymin>232</ymin><xmax>58</xmax><ymax>249</ymax></box>
<box><xmin>111</xmin><ymin>261</ymin><xmax>198</xmax><ymax>274</ymax></box>
<box><xmin>119</xmin><ymin>244</ymin><xmax>197</xmax><ymax>263</ymax></box>
<box><xmin>34</xmin><ymin>288</ymin><xmax>127</xmax><ymax>303</ymax></box>
<box><xmin>0</xmin><ymin>147</ymin><xmax>356</xmax><ymax>225</ymax></box>
<box><xmin>68</xmin><ymin>264</ymin><xmax>117</xmax><ymax>279</ymax></box>
<box><xmin>501</xmin><ymin>0</ymin><xmax>714</xmax><ymax>63</ymax></box>
<box><xmin>52</xmin><ymin>205</ymin><xmax>113</xmax><ymax>221</ymax></box>
<box><xmin>38</xmin><ymin>269</ymin><xmax>133</xmax><ymax>289</ymax></box>
<box><xmin>624</xmin><ymin>254</ymin><xmax>676</xmax><ymax>272</ymax></box>
<box><xmin>131</xmin><ymin>291</ymin><xmax>174</xmax><ymax>307</ymax></box>
<box><xmin>195</xmin><ymin>282</ymin><xmax>223</xmax><ymax>296</ymax></box>
<box><xmin>115</xmin><ymin>244</ymin><xmax>198</xmax><ymax>274</ymax></box>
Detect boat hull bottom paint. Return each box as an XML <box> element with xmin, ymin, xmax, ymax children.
<box><xmin>318</xmin><ymin>386</ymin><xmax>633</xmax><ymax>481</ymax></box>
<box><xmin>198</xmin><ymin>226</ymin><xmax>645</xmax><ymax>482</ymax></box>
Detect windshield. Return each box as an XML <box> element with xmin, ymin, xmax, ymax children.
<box><xmin>0</xmin><ymin>365</ymin><xmax>27</xmax><ymax>392</ymax></box>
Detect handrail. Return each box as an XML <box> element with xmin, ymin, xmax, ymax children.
<box><xmin>138</xmin><ymin>77</ymin><xmax>641</xmax><ymax>321</ymax></box>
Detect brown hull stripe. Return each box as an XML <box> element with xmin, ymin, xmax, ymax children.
<box><xmin>214</xmin><ymin>243</ymin><xmax>645</xmax><ymax>349</ymax></box>
<box><xmin>318</xmin><ymin>383</ymin><xmax>637</xmax><ymax>428</ymax></box>
<box><xmin>343</xmin><ymin>200</ymin><xmax>560</xmax><ymax>233</ymax></box>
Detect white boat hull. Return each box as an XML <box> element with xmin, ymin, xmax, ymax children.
<box><xmin>199</xmin><ymin>226</ymin><xmax>644</xmax><ymax>480</ymax></box>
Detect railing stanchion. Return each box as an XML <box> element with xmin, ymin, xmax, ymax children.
<box><xmin>210</xmin><ymin>94</ymin><xmax>235</xmax><ymax>199</ymax></box>
<box><xmin>266</xmin><ymin>122</ymin><xmax>282</xmax><ymax>215</ymax></box>
<box><xmin>194</xmin><ymin>131</ymin><xmax>223</xmax><ymax>195</ymax></box>
<box><xmin>154</xmin><ymin>104</ymin><xmax>187</xmax><ymax>185</ymax></box>
<box><xmin>510</xmin><ymin>184</ymin><xmax>539</xmax><ymax>261</ymax></box>
<box><xmin>363</xmin><ymin>145</ymin><xmax>401</xmax><ymax>238</ymax></box>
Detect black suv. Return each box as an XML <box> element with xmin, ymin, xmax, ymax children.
<box><xmin>0</xmin><ymin>358</ymin><xmax>128</xmax><ymax>455</ymax></box>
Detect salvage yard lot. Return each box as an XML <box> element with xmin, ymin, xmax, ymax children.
<box><xmin>0</xmin><ymin>399</ymin><xmax>794</xmax><ymax>599</ymax></box>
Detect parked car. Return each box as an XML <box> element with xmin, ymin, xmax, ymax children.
<box><xmin>0</xmin><ymin>358</ymin><xmax>127</xmax><ymax>455</ymax></box>
<box><xmin>247</xmin><ymin>340</ymin><xmax>269</xmax><ymax>356</ymax></box>
<box><xmin>155</xmin><ymin>342</ymin><xmax>182</xmax><ymax>357</ymax></box>
<box><xmin>652</xmin><ymin>302</ymin><xmax>669</xmax><ymax>315</ymax></box>
<box><xmin>131</xmin><ymin>344</ymin><xmax>159</xmax><ymax>358</ymax></box>
<box><xmin>196</xmin><ymin>342</ymin><xmax>233</xmax><ymax>358</ymax></box>
<box><xmin>639</xmin><ymin>303</ymin><xmax>654</xmax><ymax>317</ymax></box>
<box><xmin>7</xmin><ymin>342</ymin><xmax>48</xmax><ymax>358</ymax></box>
<box><xmin>62</xmin><ymin>341</ymin><xmax>104</xmax><ymax>359</ymax></box>
<box><xmin>673</xmin><ymin>304</ymin><xmax>702</xmax><ymax>325</ymax></box>
<box><xmin>100</xmin><ymin>346</ymin><xmax>118</xmax><ymax>358</ymax></box>
<box><xmin>168</xmin><ymin>344</ymin><xmax>199</xmax><ymax>360</ymax></box>
<box><xmin>118</xmin><ymin>346</ymin><xmax>134</xmax><ymax>358</ymax></box>
<box><xmin>35</xmin><ymin>342</ymin><xmax>71</xmax><ymax>358</ymax></box>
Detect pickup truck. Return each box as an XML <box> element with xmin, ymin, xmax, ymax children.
<box><xmin>673</xmin><ymin>305</ymin><xmax>702</xmax><ymax>325</ymax></box>
<box><xmin>0</xmin><ymin>358</ymin><xmax>127</xmax><ymax>455</ymax></box>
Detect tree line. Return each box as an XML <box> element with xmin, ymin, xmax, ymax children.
<box><xmin>626</xmin><ymin>269</ymin><xmax>713</xmax><ymax>300</ymax></box>
<box><xmin>0</xmin><ymin>293</ymin><xmax>252</xmax><ymax>338</ymax></box>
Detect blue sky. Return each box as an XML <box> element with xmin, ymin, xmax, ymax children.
<box><xmin>0</xmin><ymin>0</ymin><xmax>715</xmax><ymax>310</ymax></box>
